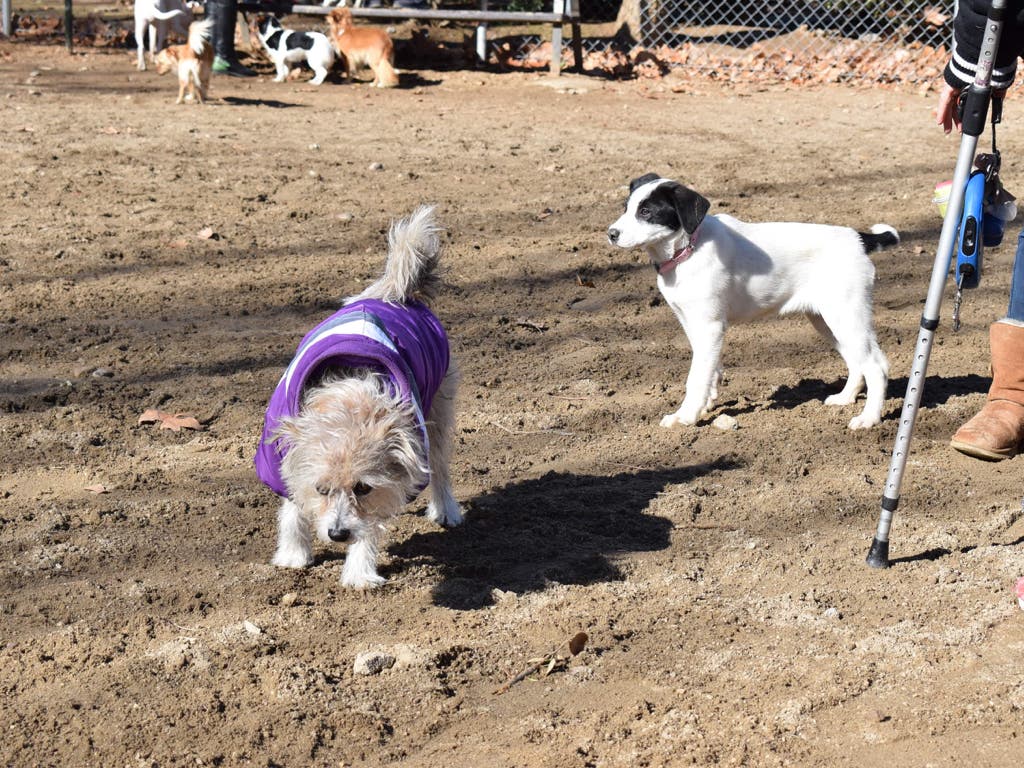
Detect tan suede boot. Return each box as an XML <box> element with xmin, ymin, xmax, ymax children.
<box><xmin>950</xmin><ymin>321</ymin><xmax>1024</xmax><ymax>460</ymax></box>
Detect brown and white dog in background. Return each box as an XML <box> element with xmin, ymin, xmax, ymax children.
<box><xmin>155</xmin><ymin>18</ymin><xmax>214</xmax><ymax>104</ymax></box>
<box><xmin>326</xmin><ymin>8</ymin><xmax>399</xmax><ymax>88</ymax></box>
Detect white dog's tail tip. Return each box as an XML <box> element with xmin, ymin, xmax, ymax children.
<box><xmin>354</xmin><ymin>205</ymin><xmax>444</xmax><ymax>304</ymax></box>
<box><xmin>860</xmin><ymin>223</ymin><xmax>900</xmax><ymax>253</ymax></box>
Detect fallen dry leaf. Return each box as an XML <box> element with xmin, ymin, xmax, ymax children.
<box><xmin>576</xmin><ymin>274</ymin><xmax>595</xmax><ymax>289</ymax></box>
<box><xmin>138</xmin><ymin>409</ymin><xmax>202</xmax><ymax>432</ymax></box>
<box><xmin>99</xmin><ymin>126</ymin><xmax>120</xmax><ymax>135</ymax></box>
<box><xmin>84</xmin><ymin>484</ymin><xmax>109</xmax><ymax>494</ymax></box>
<box><xmin>923</xmin><ymin>7</ymin><xmax>950</xmax><ymax>27</ymax></box>
<box><xmin>196</xmin><ymin>227</ymin><xmax>216</xmax><ymax>240</ymax></box>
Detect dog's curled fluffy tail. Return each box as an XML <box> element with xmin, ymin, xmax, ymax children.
<box><xmin>356</xmin><ymin>205</ymin><xmax>443</xmax><ymax>305</ymax></box>
<box><xmin>188</xmin><ymin>18</ymin><xmax>214</xmax><ymax>55</ymax></box>
<box><xmin>859</xmin><ymin>223</ymin><xmax>900</xmax><ymax>254</ymax></box>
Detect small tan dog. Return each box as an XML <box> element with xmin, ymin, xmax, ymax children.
<box><xmin>154</xmin><ymin>18</ymin><xmax>214</xmax><ymax>104</ymax></box>
<box><xmin>326</xmin><ymin>8</ymin><xmax>399</xmax><ymax>88</ymax></box>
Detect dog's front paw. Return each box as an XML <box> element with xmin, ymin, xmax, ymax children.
<box><xmin>271</xmin><ymin>547</ymin><xmax>313</xmax><ymax>569</ymax></box>
<box><xmin>660</xmin><ymin>409</ymin><xmax>699</xmax><ymax>428</ymax></box>
<box><xmin>341</xmin><ymin>570</ymin><xmax>387</xmax><ymax>590</ymax></box>
<box><xmin>825</xmin><ymin>393</ymin><xmax>858</xmax><ymax>407</ymax></box>
<box><xmin>847</xmin><ymin>413</ymin><xmax>880</xmax><ymax>430</ymax></box>
<box><xmin>427</xmin><ymin>497</ymin><xmax>464</xmax><ymax>528</ymax></box>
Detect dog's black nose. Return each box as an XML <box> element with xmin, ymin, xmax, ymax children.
<box><xmin>607</xmin><ymin>228</ymin><xmax>620</xmax><ymax>243</ymax></box>
<box><xmin>327</xmin><ymin>528</ymin><xmax>349</xmax><ymax>542</ymax></box>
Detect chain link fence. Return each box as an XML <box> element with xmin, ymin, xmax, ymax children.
<box><xmin>489</xmin><ymin>0</ymin><xmax>953</xmax><ymax>81</ymax></box>
<box><xmin>5</xmin><ymin>0</ymin><xmax>955</xmax><ymax>82</ymax></box>
<box><xmin>607</xmin><ymin>0</ymin><xmax>949</xmax><ymax>49</ymax></box>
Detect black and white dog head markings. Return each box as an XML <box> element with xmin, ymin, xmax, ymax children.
<box><xmin>607</xmin><ymin>174</ymin><xmax>711</xmax><ymax>250</ymax></box>
<box><xmin>605</xmin><ymin>173</ymin><xmax>899</xmax><ymax>432</ymax></box>
<box><xmin>255</xmin><ymin>15</ymin><xmax>336</xmax><ymax>85</ymax></box>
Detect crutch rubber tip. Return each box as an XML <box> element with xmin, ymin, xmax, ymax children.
<box><xmin>865</xmin><ymin>538</ymin><xmax>890</xmax><ymax>569</ymax></box>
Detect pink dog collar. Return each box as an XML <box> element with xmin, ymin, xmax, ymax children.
<box><xmin>657</xmin><ymin>228</ymin><xmax>699</xmax><ymax>275</ymax></box>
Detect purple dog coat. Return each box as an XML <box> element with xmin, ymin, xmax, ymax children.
<box><xmin>255</xmin><ymin>298</ymin><xmax>450</xmax><ymax>497</ymax></box>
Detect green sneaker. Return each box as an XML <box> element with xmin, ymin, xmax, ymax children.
<box><xmin>213</xmin><ymin>56</ymin><xmax>256</xmax><ymax>77</ymax></box>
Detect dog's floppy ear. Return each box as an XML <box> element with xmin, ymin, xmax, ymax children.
<box><xmin>629</xmin><ymin>173</ymin><xmax>662</xmax><ymax>193</ymax></box>
<box><xmin>271</xmin><ymin>416</ymin><xmax>303</xmax><ymax>451</ymax></box>
<box><xmin>669</xmin><ymin>183</ymin><xmax>710</xmax><ymax>234</ymax></box>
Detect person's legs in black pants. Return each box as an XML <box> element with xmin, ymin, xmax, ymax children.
<box><xmin>208</xmin><ymin>0</ymin><xmax>255</xmax><ymax>77</ymax></box>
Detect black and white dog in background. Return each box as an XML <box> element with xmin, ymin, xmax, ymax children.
<box><xmin>607</xmin><ymin>173</ymin><xmax>899</xmax><ymax>431</ymax></box>
<box><xmin>253</xmin><ymin>15</ymin><xmax>335</xmax><ymax>85</ymax></box>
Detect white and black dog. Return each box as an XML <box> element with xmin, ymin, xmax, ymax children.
<box><xmin>607</xmin><ymin>173</ymin><xmax>899</xmax><ymax>430</ymax></box>
<box><xmin>253</xmin><ymin>15</ymin><xmax>336</xmax><ymax>85</ymax></box>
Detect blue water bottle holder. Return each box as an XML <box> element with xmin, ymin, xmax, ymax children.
<box><xmin>951</xmin><ymin>93</ymin><xmax>1008</xmax><ymax>335</ymax></box>
<box><xmin>955</xmin><ymin>157</ymin><xmax>1004</xmax><ymax>291</ymax></box>
<box><xmin>955</xmin><ymin>169</ymin><xmax>987</xmax><ymax>290</ymax></box>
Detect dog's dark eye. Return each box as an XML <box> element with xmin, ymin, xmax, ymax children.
<box><xmin>353</xmin><ymin>482</ymin><xmax>373</xmax><ymax>497</ymax></box>
<box><xmin>316</xmin><ymin>484</ymin><xmax>331</xmax><ymax>497</ymax></box>
<box><xmin>637</xmin><ymin>206</ymin><xmax>651</xmax><ymax>220</ymax></box>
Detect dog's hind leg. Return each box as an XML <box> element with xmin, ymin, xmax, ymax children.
<box><xmin>310</xmin><ymin>65</ymin><xmax>329</xmax><ymax>85</ymax></box>
<box><xmin>271</xmin><ymin>498</ymin><xmax>314</xmax><ymax>568</ymax></box>
<box><xmin>808</xmin><ymin>312</ymin><xmax>863</xmax><ymax>406</ymax></box>
<box><xmin>192</xmin><ymin>69</ymin><xmax>204</xmax><ymax>104</ymax></box>
<box><xmin>849</xmin><ymin>341</ymin><xmax>888</xmax><ymax>430</ymax></box>
<box><xmin>136</xmin><ymin>22</ymin><xmax>148</xmax><ymax>70</ymax></box>
<box><xmin>425</xmin><ymin>363</ymin><xmax>463</xmax><ymax>528</ymax></box>
<box><xmin>811</xmin><ymin>311</ymin><xmax>887</xmax><ymax>429</ymax></box>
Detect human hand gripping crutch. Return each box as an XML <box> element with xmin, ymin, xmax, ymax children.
<box><xmin>865</xmin><ymin>0</ymin><xmax>1009</xmax><ymax>569</ymax></box>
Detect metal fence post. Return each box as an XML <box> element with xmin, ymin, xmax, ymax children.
<box><xmin>65</xmin><ymin>0</ymin><xmax>73</xmax><ymax>53</ymax></box>
<box><xmin>550</xmin><ymin>0</ymin><xmax>564</xmax><ymax>76</ymax></box>
<box><xmin>568</xmin><ymin>0</ymin><xmax>582</xmax><ymax>71</ymax></box>
<box><xmin>3</xmin><ymin>0</ymin><xmax>12</xmax><ymax>38</ymax></box>
<box><xmin>475</xmin><ymin>0</ymin><xmax>488</xmax><ymax>63</ymax></box>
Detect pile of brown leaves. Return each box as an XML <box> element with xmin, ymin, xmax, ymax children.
<box><xmin>12</xmin><ymin>14</ymin><xmax>132</xmax><ymax>48</ymax></box>
<box><xmin>494</xmin><ymin>30</ymin><xmax>954</xmax><ymax>89</ymax></box>
<box><xmin>578</xmin><ymin>37</ymin><xmax>952</xmax><ymax>89</ymax></box>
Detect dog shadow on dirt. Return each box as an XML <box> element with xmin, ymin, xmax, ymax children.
<box><xmin>390</xmin><ymin>457</ymin><xmax>741</xmax><ymax>610</ymax></box>
<box><xmin>220</xmin><ymin>95</ymin><xmax>306</xmax><ymax>109</ymax></box>
<box><xmin>716</xmin><ymin>373</ymin><xmax>991</xmax><ymax>421</ymax></box>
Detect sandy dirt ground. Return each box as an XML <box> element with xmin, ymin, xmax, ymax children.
<box><xmin>2</xmin><ymin>33</ymin><xmax>1023</xmax><ymax>768</ymax></box>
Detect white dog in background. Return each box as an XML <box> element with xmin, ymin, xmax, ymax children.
<box><xmin>255</xmin><ymin>206</ymin><xmax>462</xmax><ymax>589</ymax></box>
<box><xmin>607</xmin><ymin>173</ymin><xmax>898</xmax><ymax>430</ymax></box>
<box><xmin>134</xmin><ymin>0</ymin><xmax>196</xmax><ymax>71</ymax></box>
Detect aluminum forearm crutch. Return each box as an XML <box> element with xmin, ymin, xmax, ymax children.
<box><xmin>866</xmin><ymin>0</ymin><xmax>1008</xmax><ymax>568</ymax></box>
